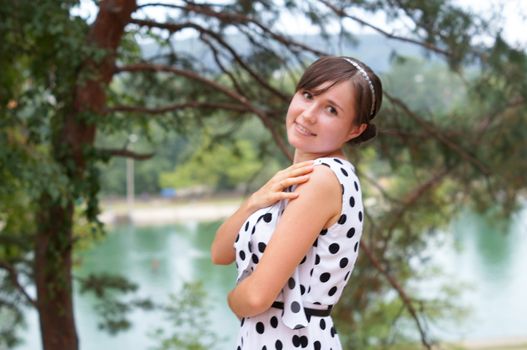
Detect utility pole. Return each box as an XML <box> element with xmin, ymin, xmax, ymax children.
<box><xmin>127</xmin><ymin>134</ymin><xmax>138</xmax><ymax>218</ymax></box>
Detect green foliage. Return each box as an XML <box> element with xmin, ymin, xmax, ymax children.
<box><xmin>159</xmin><ymin>135</ymin><xmax>261</xmax><ymax>190</ymax></box>
<box><xmin>149</xmin><ymin>282</ymin><xmax>223</xmax><ymax>350</ymax></box>
<box><xmin>0</xmin><ymin>283</ymin><xmax>25</xmax><ymax>349</ymax></box>
<box><xmin>78</xmin><ymin>273</ymin><xmax>155</xmax><ymax>334</ymax></box>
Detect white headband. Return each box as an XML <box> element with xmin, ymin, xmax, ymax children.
<box><xmin>342</xmin><ymin>58</ymin><xmax>376</xmax><ymax>117</ymax></box>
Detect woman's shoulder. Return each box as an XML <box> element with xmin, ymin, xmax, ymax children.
<box><xmin>314</xmin><ymin>157</ymin><xmax>356</xmax><ymax>178</ymax></box>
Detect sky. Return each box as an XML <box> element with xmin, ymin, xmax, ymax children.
<box><xmin>73</xmin><ymin>0</ymin><xmax>527</xmax><ymax>48</ymax></box>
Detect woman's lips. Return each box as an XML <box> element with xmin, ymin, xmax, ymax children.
<box><xmin>294</xmin><ymin>122</ymin><xmax>316</xmax><ymax>136</ymax></box>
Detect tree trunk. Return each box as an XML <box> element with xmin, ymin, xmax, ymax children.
<box><xmin>35</xmin><ymin>201</ymin><xmax>78</xmax><ymax>350</ymax></box>
<box><xmin>34</xmin><ymin>1</ymin><xmax>137</xmax><ymax>349</ymax></box>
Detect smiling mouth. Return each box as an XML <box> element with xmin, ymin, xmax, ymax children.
<box><xmin>294</xmin><ymin>122</ymin><xmax>317</xmax><ymax>136</ymax></box>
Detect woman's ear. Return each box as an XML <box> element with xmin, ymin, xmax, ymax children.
<box><xmin>346</xmin><ymin>123</ymin><xmax>368</xmax><ymax>142</ymax></box>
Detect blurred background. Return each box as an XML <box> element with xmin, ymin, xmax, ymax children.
<box><xmin>1</xmin><ymin>1</ymin><xmax>526</xmax><ymax>349</ymax></box>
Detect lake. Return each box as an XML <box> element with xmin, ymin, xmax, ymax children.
<box><xmin>15</xmin><ymin>204</ymin><xmax>527</xmax><ymax>349</ymax></box>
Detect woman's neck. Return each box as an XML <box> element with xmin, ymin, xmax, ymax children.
<box><xmin>293</xmin><ymin>149</ymin><xmax>346</xmax><ymax>164</ymax></box>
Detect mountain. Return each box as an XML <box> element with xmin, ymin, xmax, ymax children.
<box><xmin>139</xmin><ymin>33</ymin><xmax>438</xmax><ymax>73</ymax></box>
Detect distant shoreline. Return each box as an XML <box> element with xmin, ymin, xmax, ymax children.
<box><xmin>99</xmin><ymin>195</ymin><xmax>244</xmax><ymax>227</ymax></box>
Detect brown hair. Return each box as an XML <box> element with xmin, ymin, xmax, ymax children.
<box><xmin>295</xmin><ymin>56</ymin><xmax>383</xmax><ymax>144</ymax></box>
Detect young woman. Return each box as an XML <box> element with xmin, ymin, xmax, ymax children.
<box><xmin>211</xmin><ymin>56</ymin><xmax>382</xmax><ymax>349</ymax></box>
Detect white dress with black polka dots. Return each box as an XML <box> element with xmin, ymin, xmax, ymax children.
<box><xmin>233</xmin><ymin>157</ymin><xmax>364</xmax><ymax>349</ymax></box>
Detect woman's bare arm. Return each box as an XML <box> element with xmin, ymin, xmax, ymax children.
<box><xmin>227</xmin><ymin>165</ymin><xmax>341</xmax><ymax>317</ymax></box>
<box><xmin>210</xmin><ymin>160</ymin><xmax>315</xmax><ymax>265</ymax></box>
<box><xmin>210</xmin><ymin>199</ymin><xmax>257</xmax><ymax>265</ymax></box>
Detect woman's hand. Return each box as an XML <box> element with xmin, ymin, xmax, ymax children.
<box><xmin>247</xmin><ymin>160</ymin><xmax>314</xmax><ymax>211</ymax></box>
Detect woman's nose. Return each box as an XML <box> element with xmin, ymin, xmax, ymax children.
<box><xmin>301</xmin><ymin>104</ymin><xmax>317</xmax><ymax>124</ymax></box>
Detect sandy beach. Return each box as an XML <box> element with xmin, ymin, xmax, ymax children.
<box><xmin>99</xmin><ymin>196</ymin><xmax>243</xmax><ymax>226</ymax></box>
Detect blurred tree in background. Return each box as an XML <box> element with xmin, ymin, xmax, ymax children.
<box><xmin>0</xmin><ymin>0</ymin><xmax>526</xmax><ymax>349</ymax></box>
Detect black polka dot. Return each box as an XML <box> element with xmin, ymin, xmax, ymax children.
<box><xmin>270</xmin><ymin>316</ymin><xmax>278</xmax><ymax>328</ymax></box>
<box><xmin>294</xmin><ymin>324</ymin><xmax>304</xmax><ymax>330</ymax></box>
<box><xmin>252</xmin><ymin>254</ymin><xmax>259</xmax><ymax>264</ymax></box>
<box><xmin>329</xmin><ymin>243</ymin><xmax>340</xmax><ymax>254</ymax></box>
<box><xmin>314</xmin><ymin>341</ymin><xmax>321</xmax><ymax>350</ymax></box>
<box><xmin>292</xmin><ymin>335</ymin><xmax>300</xmax><ymax>347</ymax></box>
<box><xmin>320</xmin><ymin>318</ymin><xmax>326</xmax><ymax>330</ymax></box>
<box><xmin>307</xmin><ymin>286</ymin><xmax>311</xmax><ymax>293</ymax></box>
<box><xmin>235</xmin><ymin>234</ymin><xmax>240</xmax><ymax>242</ymax></box>
<box><xmin>262</xmin><ymin>346</ymin><xmax>267</xmax><ymax>350</ymax></box>
<box><xmin>344</xmin><ymin>271</ymin><xmax>350</xmax><ymax>281</ymax></box>
<box><xmin>320</xmin><ymin>228</ymin><xmax>328</xmax><ymax>235</ymax></box>
<box><xmin>321</xmin><ymin>162</ymin><xmax>330</xmax><ymax>168</ymax></box>
<box><xmin>349</xmin><ymin>196</ymin><xmax>355</xmax><ymax>207</ymax></box>
<box><xmin>320</xmin><ymin>272</ymin><xmax>331</xmax><ymax>282</ymax></box>
<box><xmin>244</xmin><ymin>221</ymin><xmax>249</xmax><ymax>231</ymax></box>
<box><xmin>313</xmin><ymin>238</ymin><xmax>318</xmax><ymax>247</ymax></box>
<box><xmin>239</xmin><ymin>250</ymin><xmax>246</xmax><ymax>260</ymax></box>
<box><xmin>288</xmin><ymin>277</ymin><xmax>296</xmax><ymax>289</ymax></box>
<box><xmin>237</xmin><ymin>346</ymin><xmax>241</xmax><ymax>350</ymax></box>
<box><xmin>300</xmin><ymin>284</ymin><xmax>305</xmax><ymax>295</ymax></box>
<box><xmin>334</xmin><ymin>158</ymin><xmax>343</xmax><ymax>164</ymax></box>
<box><xmin>354</xmin><ymin>181</ymin><xmax>359</xmax><ymax>191</ymax></box>
<box><xmin>248</xmin><ymin>241</ymin><xmax>252</xmax><ymax>253</ymax></box>
<box><xmin>263</xmin><ymin>213</ymin><xmax>272</xmax><ymax>223</ymax></box>
<box><xmin>300</xmin><ymin>255</ymin><xmax>306</xmax><ymax>264</ymax></box>
<box><xmin>341</xmin><ymin>184</ymin><xmax>344</xmax><ymax>194</ymax></box>
<box><xmin>347</xmin><ymin>227</ymin><xmax>355</xmax><ymax>238</ymax></box>
<box><xmin>358</xmin><ymin>211</ymin><xmax>363</xmax><ymax>222</ymax></box>
<box><xmin>340</xmin><ymin>168</ymin><xmax>348</xmax><ymax>176</ymax></box>
<box><xmin>256</xmin><ymin>321</ymin><xmax>264</xmax><ymax>334</ymax></box>
<box><xmin>310</xmin><ymin>268</ymin><xmax>314</xmax><ymax>276</ymax></box>
<box><xmin>258</xmin><ymin>242</ymin><xmax>266</xmax><ymax>253</ymax></box>
<box><xmin>241</xmin><ymin>317</ymin><xmax>245</xmax><ymax>326</ymax></box>
<box><xmin>251</xmin><ymin>226</ymin><xmax>256</xmax><ymax>234</ymax></box>
<box><xmin>315</xmin><ymin>254</ymin><xmax>320</xmax><ymax>265</ymax></box>
<box><xmin>299</xmin><ymin>336</ymin><xmax>308</xmax><ymax>347</ymax></box>
<box><xmin>275</xmin><ymin>340</ymin><xmax>283</xmax><ymax>350</ymax></box>
<box><xmin>354</xmin><ymin>241</ymin><xmax>359</xmax><ymax>252</ymax></box>
<box><xmin>338</xmin><ymin>214</ymin><xmax>347</xmax><ymax>225</ymax></box>
<box><xmin>291</xmin><ymin>301</ymin><xmax>301</xmax><ymax>313</ymax></box>
<box><xmin>328</xmin><ymin>286</ymin><xmax>338</xmax><ymax>296</ymax></box>
<box><xmin>331</xmin><ymin>326</ymin><xmax>337</xmax><ymax>337</ymax></box>
<box><xmin>339</xmin><ymin>257</ymin><xmax>349</xmax><ymax>268</ymax></box>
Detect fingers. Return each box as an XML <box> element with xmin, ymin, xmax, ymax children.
<box><xmin>277</xmin><ymin>191</ymin><xmax>300</xmax><ymax>201</ymax></box>
<box><xmin>288</xmin><ymin>160</ymin><xmax>315</xmax><ymax>173</ymax></box>
<box><xmin>278</xmin><ymin>175</ymin><xmax>310</xmax><ymax>190</ymax></box>
<box><xmin>275</xmin><ymin>161</ymin><xmax>314</xmax><ymax>182</ymax></box>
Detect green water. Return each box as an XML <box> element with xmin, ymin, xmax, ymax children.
<box><xmin>15</xmin><ymin>205</ymin><xmax>527</xmax><ymax>349</ymax></box>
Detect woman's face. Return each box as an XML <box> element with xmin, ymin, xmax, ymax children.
<box><xmin>286</xmin><ymin>80</ymin><xmax>364</xmax><ymax>155</ymax></box>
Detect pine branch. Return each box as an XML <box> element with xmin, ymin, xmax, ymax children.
<box><xmin>137</xmin><ymin>1</ymin><xmax>327</xmax><ymax>57</ymax></box>
<box><xmin>380</xmin><ymin>166</ymin><xmax>452</xmax><ymax>254</ymax></box>
<box><xmin>318</xmin><ymin>0</ymin><xmax>452</xmax><ymax>57</ymax></box>
<box><xmin>359</xmin><ymin>243</ymin><xmax>433</xmax><ymax>349</ymax></box>
<box><xmin>131</xmin><ymin>18</ymin><xmax>290</xmax><ymax>102</ymax></box>
<box><xmin>0</xmin><ymin>261</ymin><xmax>37</xmax><ymax>308</ymax></box>
<box><xmin>115</xmin><ymin>62</ymin><xmax>293</xmax><ymax>160</ymax></box>
<box><xmin>384</xmin><ymin>91</ymin><xmax>491</xmax><ymax>175</ymax></box>
<box><xmin>106</xmin><ymin>101</ymin><xmax>248</xmax><ymax>114</ymax></box>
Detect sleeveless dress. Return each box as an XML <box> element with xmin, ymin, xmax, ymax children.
<box><xmin>233</xmin><ymin>157</ymin><xmax>364</xmax><ymax>349</ymax></box>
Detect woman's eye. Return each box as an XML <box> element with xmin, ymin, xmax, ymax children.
<box><xmin>302</xmin><ymin>91</ymin><xmax>313</xmax><ymax>100</ymax></box>
<box><xmin>327</xmin><ymin>106</ymin><xmax>338</xmax><ymax>115</ymax></box>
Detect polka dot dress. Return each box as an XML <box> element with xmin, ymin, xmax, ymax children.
<box><xmin>233</xmin><ymin>157</ymin><xmax>364</xmax><ymax>349</ymax></box>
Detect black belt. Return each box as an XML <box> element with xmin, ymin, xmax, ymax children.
<box><xmin>271</xmin><ymin>301</ymin><xmax>332</xmax><ymax>317</ymax></box>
